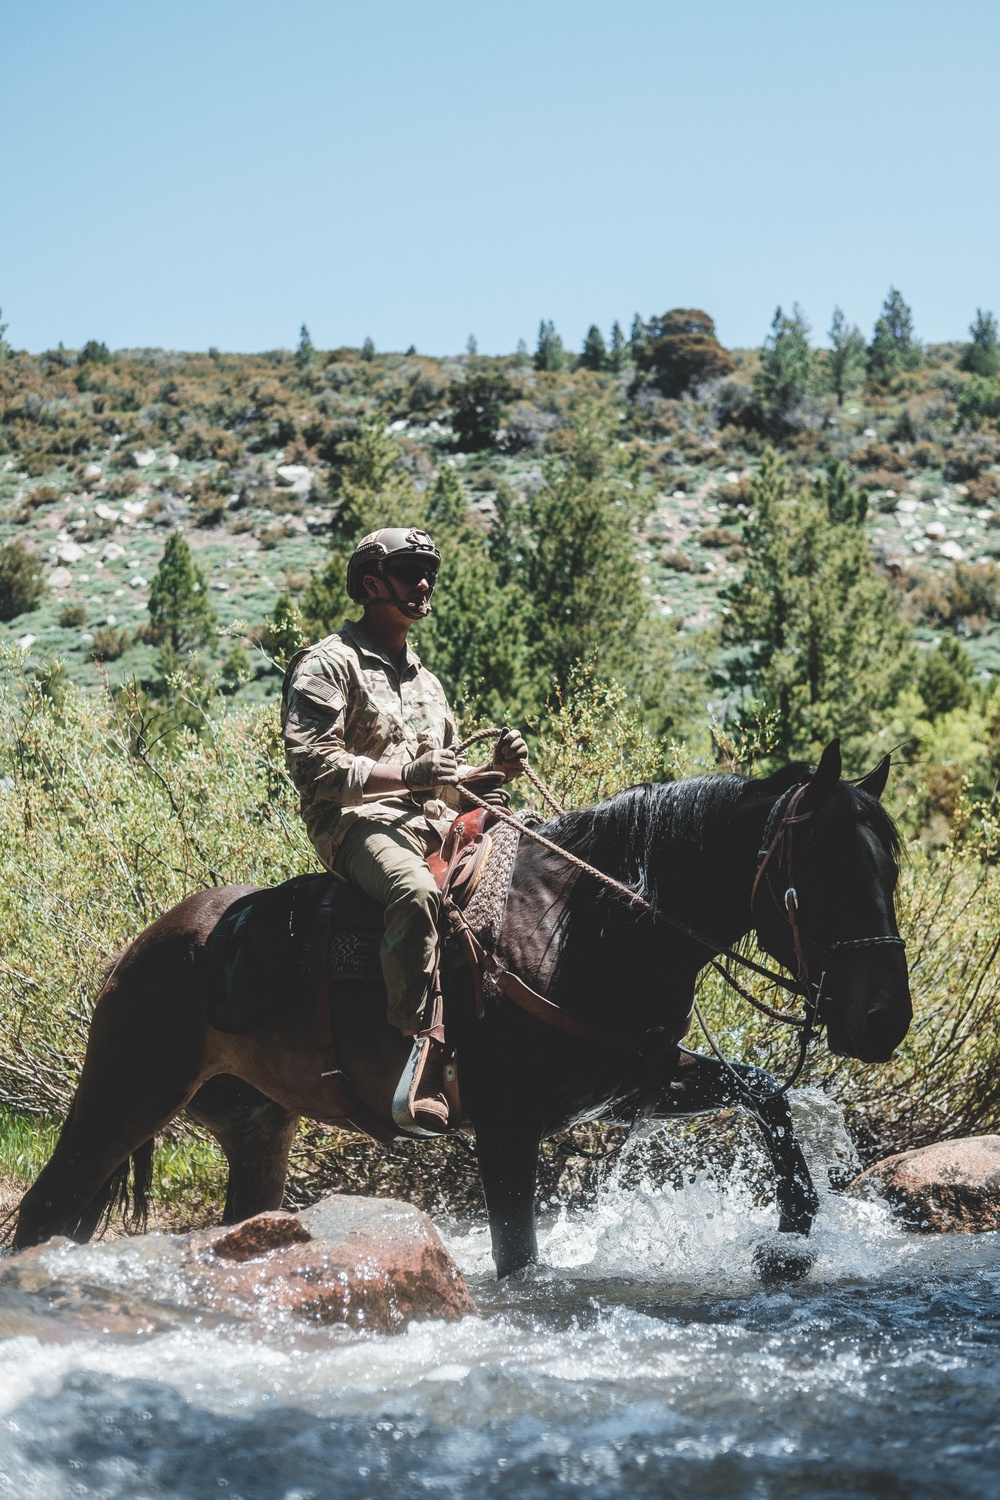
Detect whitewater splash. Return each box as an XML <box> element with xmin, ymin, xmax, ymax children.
<box><xmin>1</xmin><ymin>1089</ymin><xmax>999</xmax><ymax>1498</ymax></box>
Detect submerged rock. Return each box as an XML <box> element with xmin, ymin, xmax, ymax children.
<box><xmin>851</xmin><ymin>1136</ymin><xmax>1000</xmax><ymax>1232</ymax></box>
<box><xmin>0</xmin><ymin>1195</ymin><xmax>475</xmax><ymax>1338</ymax></box>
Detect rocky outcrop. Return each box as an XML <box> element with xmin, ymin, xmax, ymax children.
<box><xmin>851</xmin><ymin>1136</ymin><xmax>1000</xmax><ymax>1232</ymax></box>
<box><xmin>0</xmin><ymin>1195</ymin><xmax>475</xmax><ymax>1338</ymax></box>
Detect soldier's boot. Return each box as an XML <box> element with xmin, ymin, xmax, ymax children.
<box><xmin>392</xmin><ymin>1023</ymin><xmax>453</xmax><ymax>1136</ymax></box>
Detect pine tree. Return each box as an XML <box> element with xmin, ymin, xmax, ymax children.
<box><xmin>295</xmin><ymin>324</ymin><xmax>315</xmax><ymax>370</ymax></box>
<box><xmin>608</xmin><ymin>321</ymin><xmax>630</xmax><ymax>373</ymax></box>
<box><xmin>826</xmin><ymin>307</ymin><xmax>866</xmax><ymax>406</ymax></box>
<box><xmin>637</xmin><ymin>309</ymin><xmax>734</xmax><ymax>397</ymax></box>
<box><xmin>514</xmin><ymin>338</ymin><xmax>530</xmax><ymax>368</ymax></box>
<box><xmin>361</xmin><ymin>336</ymin><xmax>375</xmax><ymax>361</ymax></box>
<box><xmin>147</xmin><ymin>533</ymin><xmax>216</xmax><ymax>652</ymax></box>
<box><xmin>629</xmin><ymin>313</ymin><xmax>645</xmax><ymax>360</ymax></box>
<box><xmin>466</xmin><ymin>333</ymin><xmax>478</xmax><ymax>357</ymax></box>
<box><xmin>302</xmin><ymin>421</ymin><xmax>424</xmax><ymax>634</ymax></box>
<box><xmin>960</xmin><ymin>309</ymin><xmax>999</xmax><ymax>379</ymax></box>
<box><xmin>534</xmin><ymin>320</ymin><xmax>566</xmax><ymax>372</ymax></box>
<box><xmin>721</xmin><ymin>449</ymin><xmax>912</xmax><ymax>764</ymax></box>
<box><xmin>0</xmin><ymin>307</ymin><xmax>8</xmax><ymax>358</ymax></box>
<box><xmin>867</xmin><ymin>288</ymin><xmax>920</xmax><ymax>388</ymax></box>
<box><xmin>580</xmin><ymin>325</ymin><xmax>608</xmax><ymax>371</ymax></box>
<box><xmin>520</xmin><ymin>401</ymin><xmax>649</xmax><ymax>690</ymax></box>
<box><xmin>753</xmin><ymin>305</ymin><xmax>813</xmax><ymax>434</ymax></box>
<box><xmin>425</xmin><ymin>465</ymin><xmax>468</xmax><ymax>529</ymax></box>
<box><xmin>449</xmin><ymin>373</ymin><xmax>513</xmax><ymax>451</ymax></box>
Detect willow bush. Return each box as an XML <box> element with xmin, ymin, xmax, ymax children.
<box><xmin>1</xmin><ymin>648</ymin><xmax>999</xmax><ymax>1226</ymax></box>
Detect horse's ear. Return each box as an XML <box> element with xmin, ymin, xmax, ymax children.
<box><xmin>857</xmin><ymin>754</ymin><xmax>891</xmax><ymax>801</ymax></box>
<box><xmin>812</xmin><ymin>739</ymin><xmax>842</xmax><ymax>786</ymax></box>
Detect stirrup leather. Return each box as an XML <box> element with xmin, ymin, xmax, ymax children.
<box><xmin>391</xmin><ymin>1036</ymin><xmax>451</xmax><ymax>1137</ymax></box>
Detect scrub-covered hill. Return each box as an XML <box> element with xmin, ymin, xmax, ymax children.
<box><xmin>1</xmin><ymin>296</ymin><xmax>999</xmax><ymax>809</ymax></box>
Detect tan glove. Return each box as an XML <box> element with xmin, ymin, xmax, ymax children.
<box><xmin>493</xmin><ymin>728</ymin><xmax>529</xmax><ymax>781</ymax></box>
<box><xmin>403</xmin><ymin>745</ymin><xmax>460</xmax><ymax>791</ymax></box>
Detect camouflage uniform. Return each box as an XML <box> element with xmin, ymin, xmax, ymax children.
<box><xmin>281</xmin><ymin>618</ymin><xmax>459</xmax><ymax>1032</ymax></box>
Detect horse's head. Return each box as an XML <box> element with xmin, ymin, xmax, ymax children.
<box><xmin>752</xmin><ymin>741</ymin><xmax>912</xmax><ymax>1064</ymax></box>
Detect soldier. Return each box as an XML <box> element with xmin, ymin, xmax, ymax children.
<box><xmin>281</xmin><ymin>527</ymin><xmax>529</xmax><ymax>1132</ymax></box>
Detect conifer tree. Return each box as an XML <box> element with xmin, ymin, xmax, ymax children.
<box><xmin>520</xmin><ymin>401</ymin><xmax>648</xmax><ymax>689</ymax></box>
<box><xmin>361</xmin><ymin>337</ymin><xmax>375</xmax><ymax>361</ymax></box>
<box><xmin>534</xmin><ymin>320</ymin><xmax>566</xmax><ymax>372</ymax></box>
<box><xmin>425</xmin><ymin>465</ymin><xmax>468</xmax><ymax>529</ymax></box>
<box><xmin>302</xmin><ymin>421</ymin><xmax>423</xmax><ymax>633</ymax></box>
<box><xmin>580</xmin><ymin>325</ymin><xmax>608</xmax><ymax>371</ymax></box>
<box><xmin>608</xmin><ymin>321</ymin><xmax>630</xmax><ymax>373</ymax></box>
<box><xmin>754</xmin><ymin>305</ymin><xmax>813</xmax><ymax>434</ymax></box>
<box><xmin>721</xmin><ymin>449</ymin><xmax>912</xmax><ymax>764</ymax></box>
<box><xmin>629</xmin><ymin>313</ymin><xmax>645</xmax><ymax>360</ymax></box>
<box><xmin>867</xmin><ymin>288</ymin><xmax>920</xmax><ymax>388</ymax></box>
<box><xmin>827</xmin><ymin>307</ymin><xmax>866</xmax><ymax>406</ymax></box>
<box><xmin>147</xmin><ymin>533</ymin><xmax>216</xmax><ymax>652</ymax></box>
<box><xmin>960</xmin><ymin>309</ymin><xmax>999</xmax><ymax>379</ymax></box>
<box><xmin>295</xmin><ymin>324</ymin><xmax>315</xmax><ymax>370</ymax></box>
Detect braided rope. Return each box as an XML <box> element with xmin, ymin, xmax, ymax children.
<box><xmin>456</xmin><ymin>725</ymin><xmax>566</xmax><ymax>816</ymax></box>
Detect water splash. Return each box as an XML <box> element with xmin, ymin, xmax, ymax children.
<box><xmin>2</xmin><ymin>1091</ymin><xmax>1000</xmax><ymax>1497</ymax></box>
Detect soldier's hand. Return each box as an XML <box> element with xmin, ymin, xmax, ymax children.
<box><xmin>493</xmin><ymin>728</ymin><xmax>529</xmax><ymax>780</ymax></box>
<box><xmin>403</xmin><ymin>746</ymin><xmax>460</xmax><ymax>790</ymax></box>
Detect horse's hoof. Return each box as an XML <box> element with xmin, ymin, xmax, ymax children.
<box><xmin>752</xmin><ymin>1235</ymin><xmax>815</xmax><ymax>1286</ymax></box>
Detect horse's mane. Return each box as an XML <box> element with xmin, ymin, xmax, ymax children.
<box><xmin>541</xmin><ymin>766</ymin><xmax>901</xmax><ymax>917</ymax></box>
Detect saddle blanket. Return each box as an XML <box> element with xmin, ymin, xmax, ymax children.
<box><xmin>205</xmin><ymin>820</ymin><xmax>521</xmax><ymax>1034</ymax></box>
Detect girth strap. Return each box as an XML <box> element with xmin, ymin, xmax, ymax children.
<box><xmin>443</xmin><ymin>899</ymin><xmax>639</xmax><ymax>1058</ymax></box>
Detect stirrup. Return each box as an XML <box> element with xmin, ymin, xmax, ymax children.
<box><xmin>392</xmin><ymin>1035</ymin><xmax>451</xmax><ymax>1137</ymax></box>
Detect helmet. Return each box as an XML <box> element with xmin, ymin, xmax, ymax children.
<box><xmin>346</xmin><ymin>527</ymin><xmax>441</xmax><ymax>604</ymax></box>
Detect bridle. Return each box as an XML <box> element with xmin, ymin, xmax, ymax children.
<box><xmin>452</xmin><ymin>769</ymin><xmax>906</xmax><ymax>1105</ymax></box>
<box><xmin>694</xmin><ymin>781</ymin><xmax>905</xmax><ymax>1100</ymax></box>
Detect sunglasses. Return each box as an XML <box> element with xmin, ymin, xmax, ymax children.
<box><xmin>384</xmin><ymin>562</ymin><xmax>438</xmax><ymax>588</ymax></box>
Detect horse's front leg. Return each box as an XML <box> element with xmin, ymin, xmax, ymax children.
<box><xmin>473</xmin><ymin>1108</ymin><xmax>542</xmax><ymax>1279</ymax></box>
<box><xmin>660</xmin><ymin>1047</ymin><xmax>818</xmax><ymax>1280</ymax></box>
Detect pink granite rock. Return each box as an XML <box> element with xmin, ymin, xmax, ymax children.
<box><xmin>851</xmin><ymin>1136</ymin><xmax>1000</xmax><ymax>1232</ymax></box>
<box><xmin>0</xmin><ymin>1194</ymin><xmax>475</xmax><ymax>1337</ymax></box>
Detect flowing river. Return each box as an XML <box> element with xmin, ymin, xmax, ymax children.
<box><xmin>1</xmin><ymin>1092</ymin><xmax>998</xmax><ymax>1498</ymax></box>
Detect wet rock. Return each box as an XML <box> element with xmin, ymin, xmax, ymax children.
<box><xmin>202</xmin><ymin>1209</ymin><xmax>311</xmax><ymax>1261</ymax></box>
<box><xmin>851</xmin><ymin>1136</ymin><xmax>1000</xmax><ymax>1232</ymax></box>
<box><xmin>0</xmin><ymin>1195</ymin><xmax>475</xmax><ymax>1337</ymax></box>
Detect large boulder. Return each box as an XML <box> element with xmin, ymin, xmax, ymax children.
<box><xmin>851</xmin><ymin>1136</ymin><xmax>1000</xmax><ymax>1232</ymax></box>
<box><xmin>0</xmin><ymin>1194</ymin><xmax>475</xmax><ymax>1338</ymax></box>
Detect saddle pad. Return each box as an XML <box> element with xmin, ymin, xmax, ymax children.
<box><xmin>205</xmin><ymin>872</ymin><xmax>382</xmax><ymax>1033</ymax></box>
<box><xmin>460</xmin><ymin>818</ymin><xmax>520</xmax><ymax>952</ymax></box>
<box><xmin>205</xmin><ymin>824</ymin><xmax>523</xmax><ymax>1034</ymax></box>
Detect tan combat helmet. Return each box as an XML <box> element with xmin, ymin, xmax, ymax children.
<box><xmin>346</xmin><ymin>528</ymin><xmax>441</xmax><ymax>604</ymax></box>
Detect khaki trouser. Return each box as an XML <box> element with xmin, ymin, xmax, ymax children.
<box><xmin>333</xmin><ymin>820</ymin><xmax>440</xmax><ymax>1033</ymax></box>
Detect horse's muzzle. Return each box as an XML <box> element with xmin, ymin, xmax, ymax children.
<box><xmin>823</xmin><ymin>950</ymin><xmax>912</xmax><ymax>1063</ymax></box>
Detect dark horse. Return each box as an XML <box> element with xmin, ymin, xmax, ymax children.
<box><xmin>13</xmin><ymin>740</ymin><xmax>911</xmax><ymax>1277</ymax></box>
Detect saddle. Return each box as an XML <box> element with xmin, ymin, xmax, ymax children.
<box><xmin>205</xmin><ymin>809</ymin><xmax>518</xmax><ymax>1139</ymax></box>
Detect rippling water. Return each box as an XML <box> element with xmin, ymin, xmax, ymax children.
<box><xmin>1</xmin><ymin>1091</ymin><xmax>999</xmax><ymax>1498</ymax></box>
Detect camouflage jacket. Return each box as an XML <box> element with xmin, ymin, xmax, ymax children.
<box><xmin>281</xmin><ymin>617</ymin><xmax>459</xmax><ymax>863</ymax></box>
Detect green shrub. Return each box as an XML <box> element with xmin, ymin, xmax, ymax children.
<box><xmin>58</xmin><ymin>604</ymin><xmax>87</xmax><ymax>628</ymax></box>
<box><xmin>0</xmin><ymin>542</ymin><xmax>45</xmax><ymax>621</ymax></box>
<box><xmin>90</xmin><ymin>626</ymin><xmax>131</xmax><ymax>662</ymax></box>
<box><xmin>956</xmin><ymin>376</ymin><xmax>1000</xmax><ymax>429</ymax></box>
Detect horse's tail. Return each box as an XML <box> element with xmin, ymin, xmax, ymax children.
<box><xmin>78</xmin><ymin>1131</ymin><xmax>155</xmax><ymax>1240</ymax></box>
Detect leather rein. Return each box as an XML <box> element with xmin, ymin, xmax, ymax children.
<box><xmin>452</xmin><ymin>776</ymin><xmax>905</xmax><ymax>1100</ymax></box>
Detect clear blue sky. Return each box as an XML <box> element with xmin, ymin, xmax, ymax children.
<box><xmin>2</xmin><ymin>0</ymin><xmax>998</xmax><ymax>355</ymax></box>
